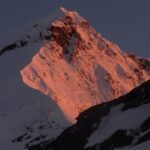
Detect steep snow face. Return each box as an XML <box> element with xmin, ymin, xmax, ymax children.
<box><xmin>0</xmin><ymin>42</ymin><xmax>70</xmax><ymax>150</ymax></box>
<box><xmin>28</xmin><ymin>80</ymin><xmax>150</xmax><ymax>150</ymax></box>
<box><xmin>0</xmin><ymin>9</ymin><xmax>71</xmax><ymax>150</ymax></box>
<box><xmin>21</xmin><ymin>7</ymin><xmax>150</xmax><ymax>122</ymax></box>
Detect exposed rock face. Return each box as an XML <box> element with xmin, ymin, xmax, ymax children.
<box><xmin>21</xmin><ymin>7</ymin><xmax>150</xmax><ymax>122</ymax></box>
<box><xmin>28</xmin><ymin>80</ymin><xmax>150</xmax><ymax>150</ymax></box>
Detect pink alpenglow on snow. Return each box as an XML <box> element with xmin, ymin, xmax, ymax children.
<box><xmin>21</xmin><ymin>7</ymin><xmax>150</xmax><ymax>122</ymax></box>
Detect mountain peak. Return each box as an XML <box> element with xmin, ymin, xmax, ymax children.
<box><xmin>50</xmin><ymin>7</ymin><xmax>91</xmax><ymax>48</ymax></box>
<box><xmin>60</xmin><ymin>7</ymin><xmax>76</xmax><ymax>17</ymax></box>
<box><xmin>60</xmin><ymin>7</ymin><xmax>86</xmax><ymax>22</ymax></box>
<box><xmin>21</xmin><ymin>8</ymin><xmax>150</xmax><ymax>122</ymax></box>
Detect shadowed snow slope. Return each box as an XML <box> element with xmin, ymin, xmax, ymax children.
<box><xmin>21</xmin><ymin>7</ymin><xmax>150</xmax><ymax>122</ymax></box>
<box><xmin>0</xmin><ymin>8</ymin><xmax>71</xmax><ymax>150</ymax></box>
<box><xmin>29</xmin><ymin>80</ymin><xmax>150</xmax><ymax>150</ymax></box>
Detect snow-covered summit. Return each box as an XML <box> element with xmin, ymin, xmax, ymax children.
<box><xmin>21</xmin><ymin>7</ymin><xmax>150</xmax><ymax>122</ymax></box>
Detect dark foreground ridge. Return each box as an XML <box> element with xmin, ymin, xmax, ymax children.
<box><xmin>28</xmin><ymin>80</ymin><xmax>150</xmax><ymax>150</ymax></box>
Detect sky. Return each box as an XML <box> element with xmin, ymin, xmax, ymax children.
<box><xmin>0</xmin><ymin>0</ymin><xmax>149</xmax><ymax>57</ymax></box>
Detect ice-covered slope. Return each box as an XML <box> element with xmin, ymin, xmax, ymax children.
<box><xmin>0</xmin><ymin>9</ymin><xmax>71</xmax><ymax>150</ymax></box>
<box><xmin>29</xmin><ymin>80</ymin><xmax>150</xmax><ymax>150</ymax></box>
<box><xmin>21</xmin><ymin>8</ymin><xmax>150</xmax><ymax>122</ymax></box>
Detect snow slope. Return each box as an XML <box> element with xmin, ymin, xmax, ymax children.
<box><xmin>0</xmin><ymin>9</ymin><xmax>71</xmax><ymax>150</ymax></box>
<box><xmin>21</xmin><ymin>8</ymin><xmax>150</xmax><ymax>122</ymax></box>
<box><xmin>33</xmin><ymin>79</ymin><xmax>150</xmax><ymax>150</ymax></box>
